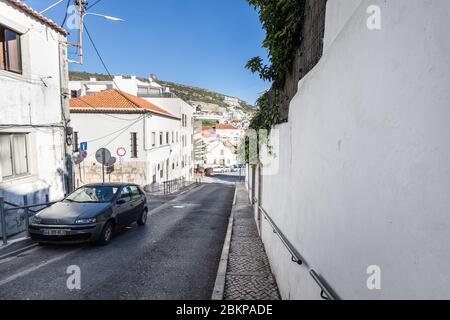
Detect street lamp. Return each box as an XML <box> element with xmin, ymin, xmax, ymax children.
<box><xmin>68</xmin><ymin>11</ymin><xmax>125</xmax><ymax>65</ymax></box>
<box><xmin>83</xmin><ymin>13</ymin><xmax>126</xmax><ymax>22</ymax></box>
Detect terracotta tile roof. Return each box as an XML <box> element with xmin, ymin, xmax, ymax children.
<box><xmin>214</xmin><ymin>124</ymin><xmax>238</xmax><ymax>130</ymax></box>
<box><xmin>70</xmin><ymin>89</ymin><xmax>178</xmax><ymax>119</ymax></box>
<box><xmin>6</xmin><ymin>0</ymin><xmax>68</xmax><ymax>35</ymax></box>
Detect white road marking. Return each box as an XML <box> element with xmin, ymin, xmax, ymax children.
<box><xmin>0</xmin><ymin>249</ymin><xmax>81</xmax><ymax>287</ymax></box>
<box><xmin>0</xmin><ymin>243</ymin><xmax>39</xmax><ymax>261</ymax></box>
<box><xmin>0</xmin><ymin>246</ymin><xmax>42</xmax><ymax>265</ymax></box>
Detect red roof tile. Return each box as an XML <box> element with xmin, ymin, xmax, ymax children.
<box><xmin>70</xmin><ymin>89</ymin><xmax>178</xmax><ymax>119</ymax></box>
<box><xmin>214</xmin><ymin>124</ymin><xmax>238</xmax><ymax>130</ymax></box>
<box><xmin>6</xmin><ymin>0</ymin><xmax>68</xmax><ymax>35</ymax></box>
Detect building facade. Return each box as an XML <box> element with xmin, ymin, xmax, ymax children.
<box><xmin>0</xmin><ymin>0</ymin><xmax>70</xmax><ymax>237</ymax></box>
<box><xmin>69</xmin><ymin>76</ymin><xmax>195</xmax><ymax>180</ymax></box>
<box><xmin>69</xmin><ymin>89</ymin><xmax>189</xmax><ymax>190</ymax></box>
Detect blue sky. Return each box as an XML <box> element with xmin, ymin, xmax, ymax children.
<box><xmin>27</xmin><ymin>0</ymin><xmax>270</xmax><ymax>104</ymax></box>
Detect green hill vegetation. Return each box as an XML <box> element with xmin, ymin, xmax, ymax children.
<box><xmin>69</xmin><ymin>71</ymin><xmax>255</xmax><ymax>113</ymax></box>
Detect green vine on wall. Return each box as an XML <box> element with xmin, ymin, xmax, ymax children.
<box><xmin>246</xmin><ymin>0</ymin><xmax>304</xmax><ymax>131</ymax></box>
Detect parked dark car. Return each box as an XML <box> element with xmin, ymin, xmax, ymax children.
<box><xmin>29</xmin><ymin>183</ymin><xmax>148</xmax><ymax>245</ymax></box>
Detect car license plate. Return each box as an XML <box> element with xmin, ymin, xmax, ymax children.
<box><xmin>42</xmin><ymin>229</ymin><xmax>68</xmax><ymax>236</ymax></box>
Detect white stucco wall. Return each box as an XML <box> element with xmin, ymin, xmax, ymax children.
<box><xmin>206</xmin><ymin>140</ymin><xmax>237</xmax><ymax>167</ymax></box>
<box><xmin>0</xmin><ymin>0</ymin><xmax>69</xmax><ymax>237</ymax></box>
<box><xmin>70</xmin><ymin>112</ymin><xmax>186</xmax><ymax>187</ymax></box>
<box><xmin>146</xmin><ymin>97</ymin><xmax>195</xmax><ymax>179</ymax></box>
<box><xmin>259</xmin><ymin>0</ymin><xmax>450</xmax><ymax>300</ymax></box>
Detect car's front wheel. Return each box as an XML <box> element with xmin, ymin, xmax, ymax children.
<box><xmin>137</xmin><ymin>209</ymin><xmax>148</xmax><ymax>226</ymax></box>
<box><xmin>98</xmin><ymin>221</ymin><xmax>114</xmax><ymax>245</ymax></box>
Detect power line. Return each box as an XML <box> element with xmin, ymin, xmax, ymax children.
<box><xmin>82</xmin><ymin>22</ymin><xmax>144</xmax><ymax>112</ymax></box>
<box><xmin>85</xmin><ymin>114</ymin><xmax>145</xmax><ymax>144</ymax></box>
<box><xmin>99</xmin><ymin>115</ymin><xmax>145</xmax><ymax>149</ymax></box>
<box><xmin>86</xmin><ymin>0</ymin><xmax>102</xmax><ymax>10</ymax></box>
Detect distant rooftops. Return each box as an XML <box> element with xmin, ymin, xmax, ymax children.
<box><xmin>69</xmin><ymin>89</ymin><xmax>178</xmax><ymax>119</ymax></box>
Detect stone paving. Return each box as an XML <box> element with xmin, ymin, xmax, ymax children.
<box><xmin>223</xmin><ymin>184</ymin><xmax>281</xmax><ymax>300</ymax></box>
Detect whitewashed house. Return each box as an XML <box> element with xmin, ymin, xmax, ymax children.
<box><xmin>205</xmin><ymin>140</ymin><xmax>237</xmax><ymax>167</ymax></box>
<box><xmin>69</xmin><ymin>75</ymin><xmax>195</xmax><ymax>180</ymax></box>
<box><xmin>0</xmin><ymin>0</ymin><xmax>70</xmax><ymax>237</ymax></box>
<box><xmin>69</xmin><ymin>89</ymin><xmax>188</xmax><ymax>189</ymax></box>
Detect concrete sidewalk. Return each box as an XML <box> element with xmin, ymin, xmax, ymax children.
<box><xmin>223</xmin><ymin>184</ymin><xmax>280</xmax><ymax>300</ymax></box>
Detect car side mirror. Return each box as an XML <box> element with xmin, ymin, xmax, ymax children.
<box><xmin>117</xmin><ymin>199</ymin><xmax>126</xmax><ymax>205</ymax></box>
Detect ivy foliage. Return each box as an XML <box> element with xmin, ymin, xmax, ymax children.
<box><xmin>246</xmin><ymin>0</ymin><xmax>304</xmax><ymax>130</ymax></box>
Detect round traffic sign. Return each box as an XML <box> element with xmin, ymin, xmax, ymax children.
<box><xmin>117</xmin><ymin>147</ymin><xmax>127</xmax><ymax>157</ymax></box>
<box><xmin>95</xmin><ymin>148</ymin><xmax>112</xmax><ymax>165</ymax></box>
<box><xmin>80</xmin><ymin>151</ymin><xmax>88</xmax><ymax>159</ymax></box>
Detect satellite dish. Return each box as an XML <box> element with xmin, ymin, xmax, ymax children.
<box><xmin>95</xmin><ymin>148</ymin><xmax>112</xmax><ymax>166</ymax></box>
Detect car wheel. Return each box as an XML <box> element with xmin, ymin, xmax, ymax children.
<box><xmin>137</xmin><ymin>209</ymin><xmax>148</xmax><ymax>226</ymax></box>
<box><xmin>98</xmin><ymin>221</ymin><xmax>114</xmax><ymax>245</ymax></box>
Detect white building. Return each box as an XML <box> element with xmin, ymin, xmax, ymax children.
<box><xmin>69</xmin><ymin>76</ymin><xmax>195</xmax><ymax>180</ymax></box>
<box><xmin>0</xmin><ymin>0</ymin><xmax>70</xmax><ymax>237</ymax></box>
<box><xmin>213</xmin><ymin>124</ymin><xmax>245</xmax><ymax>146</ymax></box>
<box><xmin>69</xmin><ymin>89</ymin><xmax>191</xmax><ymax>189</ymax></box>
<box><xmin>206</xmin><ymin>140</ymin><xmax>237</xmax><ymax>167</ymax></box>
<box><xmin>250</xmin><ymin>0</ymin><xmax>450</xmax><ymax>300</ymax></box>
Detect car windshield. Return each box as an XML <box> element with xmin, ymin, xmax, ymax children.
<box><xmin>65</xmin><ymin>186</ymin><xmax>119</xmax><ymax>203</ymax></box>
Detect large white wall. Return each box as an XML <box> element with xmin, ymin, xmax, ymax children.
<box><xmin>0</xmin><ymin>1</ymin><xmax>68</xmax><ymax>204</ymax></box>
<box><xmin>259</xmin><ymin>0</ymin><xmax>450</xmax><ymax>300</ymax></box>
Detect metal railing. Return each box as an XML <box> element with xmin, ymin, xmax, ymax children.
<box><xmin>146</xmin><ymin>178</ymin><xmax>201</xmax><ymax>195</ymax></box>
<box><xmin>163</xmin><ymin>178</ymin><xmax>187</xmax><ymax>195</ymax></box>
<box><xmin>0</xmin><ymin>196</ymin><xmax>57</xmax><ymax>246</ymax></box>
<box><xmin>258</xmin><ymin>204</ymin><xmax>339</xmax><ymax>300</ymax></box>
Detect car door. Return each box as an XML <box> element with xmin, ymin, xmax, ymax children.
<box><xmin>129</xmin><ymin>186</ymin><xmax>144</xmax><ymax>221</ymax></box>
<box><xmin>116</xmin><ymin>186</ymin><xmax>134</xmax><ymax>227</ymax></box>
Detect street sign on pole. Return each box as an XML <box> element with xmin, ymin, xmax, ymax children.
<box><xmin>117</xmin><ymin>147</ymin><xmax>126</xmax><ymax>157</ymax></box>
<box><xmin>80</xmin><ymin>142</ymin><xmax>88</xmax><ymax>151</ymax></box>
<box><xmin>96</xmin><ymin>148</ymin><xmax>112</xmax><ymax>183</ymax></box>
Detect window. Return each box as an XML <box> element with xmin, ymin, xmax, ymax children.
<box><xmin>220</xmin><ymin>149</ymin><xmax>225</xmax><ymax>156</ymax></box>
<box><xmin>159</xmin><ymin>132</ymin><xmax>163</xmax><ymax>145</ymax></box>
<box><xmin>0</xmin><ymin>133</ymin><xmax>29</xmax><ymax>179</ymax></box>
<box><xmin>130</xmin><ymin>133</ymin><xmax>138</xmax><ymax>158</ymax></box>
<box><xmin>119</xmin><ymin>186</ymin><xmax>132</xmax><ymax>202</ymax></box>
<box><xmin>166</xmin><ymin>132</ymin><xmax>169</xmax><ymax>145</ymax></box>
<box><xmin>151</xmin><ymin>132</ymin><xmax>156</xmax><ymax>147</ymax></box>
<box><xmin>73</xmin><ymin>132</ymin><xmax>79</xmax><ymax>152</ymax></box>
<box><xmin>130</xmin><ymin>186</ymin><xmax>141</xmax><ymax>199</ymax></box>
<box><xmin>0</xmin><ymin>26</ymin><xmax>22</xmax><ymax>74</ymax></box>
<box><xmin>172</xmin><ymin>131</ymin><xmax>174</xmax><ymax>143</ymax></box>
<box><xmin>176</xmin><ymin>132</ymin><xmax>179</xmax><ymax>143</ymax></box>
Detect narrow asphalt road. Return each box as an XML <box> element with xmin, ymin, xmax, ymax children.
<box><xmin>0</xmin><ymin>181</ymin><xmax>235</xmax><ymax>300</ymax></box>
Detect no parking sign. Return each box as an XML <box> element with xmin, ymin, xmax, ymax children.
<box><xmin>117</xmin><ymin>147</ymin><xmax>127</xmax><ymax>157</ymax></box>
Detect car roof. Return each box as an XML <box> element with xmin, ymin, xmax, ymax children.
<box><xmin>83</xmin><ymin>183</ymin><xmax>140</xmax><ymax>188</ymax></box>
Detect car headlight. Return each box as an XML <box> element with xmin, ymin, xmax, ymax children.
<box><xmin>75</xmin><ymin>218</ymin><xmax>97</xmax><ymax>224</ymax></box>
<box><xmin>30</xmin><ymin>215</ymin><xmax>42</xmax><ymax>225</ymax></box>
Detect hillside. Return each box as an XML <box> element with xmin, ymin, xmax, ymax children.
<box><xmin>69</xmin><ymin>71</ymin><xmax>255</xmax><ymax>113</ymax></box>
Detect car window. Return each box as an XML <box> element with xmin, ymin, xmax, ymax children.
<box><xmin>130</xmin><ymin>186</ymin><xmax>141</xmax><ymax>200</ymax></box>
<box><xmin>119</xmin><ymin>186</ymin><xmax>132</xmax><ymax>201</ymax></box>
<box><xmin>66</xmin><ymin>186</ymin><xmax>119</xmax><ymax>203</ymax></box>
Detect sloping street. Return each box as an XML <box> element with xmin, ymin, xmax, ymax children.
<box><xmin>0</xmin><ymin>181</ymin><xmax>235</xmax><ymax>300</ymax></box>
